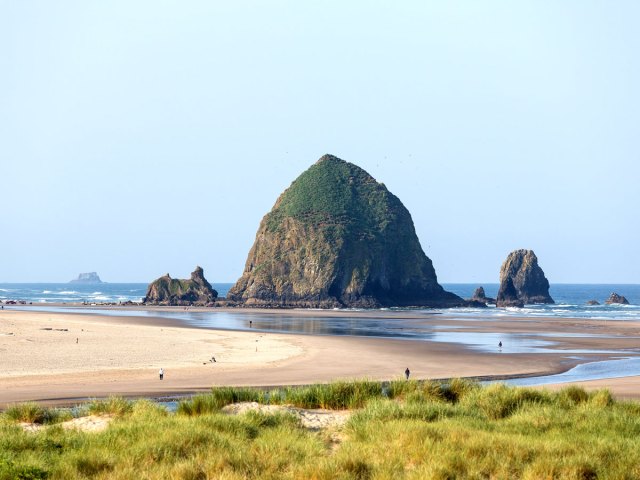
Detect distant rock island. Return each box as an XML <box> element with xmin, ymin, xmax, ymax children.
<box><xmin>496</xmin><ymin>250</ymin><xmax>554</xmax><ymax>307</ymax></box>
<box><xmin>228</xmin><ymin>154</ymin><xmax>464</xmax><ymax>308</ymax></box>
<box><xmin>144</xmin><ymin>266</ymin><xmax>218</xmax><ymax>306</ymax></box>
<box><xmin>69</xmin><ymin>272</ymin><xmax>104</xmax><ymax>284</ymax></box>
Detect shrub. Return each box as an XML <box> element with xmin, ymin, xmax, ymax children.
<box><xmin>464</xmin><ymin>383</ymin><xmax>549</xmax><ymax>420</ymax></box>
<box><xmin>558</xmin><ymin>386</ymin><xmax>590</xmax><ymax>407</ymax></box>
<box><xmin>86</xmin><ymin>397</ymin><xmax>133</xmax><ymax>416</ymax></box>
<box><xmin>3</xmin><ymin>403</ymin><xmax>70</xmax><ymax>425</ymax></box>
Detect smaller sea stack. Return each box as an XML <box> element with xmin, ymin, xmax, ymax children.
<box><xmin>496</xmin><ymin>249</ymin><xmax>553</xmax><ymax>307</ymax></box>
<box><xmin>469</xmin><ymin>286</ymin><xmax>496</xmax><ymax>305</ymax></box>
<box><xmin>605</xmin><ymin>293</ymin><xmax>630</xmax><ymax>305</ymax></box>
<box><xmin>144</xmin><ymin>266</ymin><xmax>217</xmax><ymax>306</ymax></box>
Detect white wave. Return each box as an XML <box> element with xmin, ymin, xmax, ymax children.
<box><xmin>92</xmin><ymin>295</ymin><xmax>111</xmax><ymax>301</ymax></box>
<box><xmin>42</xmin><ymin>290</ymin><xmax>53</xmax><ymax>294</ymax></box>
<box><xmin>92</xmin><ymin>291</ymin><xmax>102</xmax><ymax>295</ymax></box>
<box><xmin>58</xmin><ymin>291</ymin><xmax>78</xmax><ymax>295</ymax></box>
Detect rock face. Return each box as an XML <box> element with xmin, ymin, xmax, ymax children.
<box><xmin>605</xmin><ymin>293</ymin><xmax>629</xmax><ymax>305</ymax></box>
<box><xmin>496</xmin><ymin>249</ymin><xmax>554</xmax><ymax>307</ymax></box>
<box><xmin>70</xmin><ymin>272</ymin><xmax>103</xmax><ymax>283</ymax></box>
<box><xmin>470</xmin><ymin>286</ymin><xmax>496</xmax><ymax>305</ymax></box>
<box><xmin>586</xmin><ymin>300</ymin><xmax>600</xmax><ymax>306</ymax></box>
<box><xmin>143</xmin><ymin>266</ymin><xmax>217</xmax><ymax>306</ymax></box>
<box><xmin>228</xmin><ymin>154</ymin><xmax>463</xmax><ymax>308</ymax></box>
<box><xmin>496</xmin><ymin>277</ymin><xmax>524</xmax><ymax>308</ymax></box>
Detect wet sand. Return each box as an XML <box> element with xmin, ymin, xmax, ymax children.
<box><xmin>1</xmin><ymin>307</ymin><xmax>639</xmax><ymax>406</ymax></box>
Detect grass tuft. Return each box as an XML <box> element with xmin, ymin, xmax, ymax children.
<box><xmin>86</xmin><ymin>396</ymin><xmax>133</xmax><ymax>416</ymax></box>
<box><xmin>3</xmin><ymin>403</ymin><xmax>71</xmax><ymax>425</ymax></box>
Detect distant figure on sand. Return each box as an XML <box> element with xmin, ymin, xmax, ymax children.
<box><xmin>498</xmin><ymin>341</ymin><xmax>502</xmax><ymax>348</ymax></box>
<box><xmin>159</xmin><ymin>368</ymin><xmax>164</xmax><ymax>380</ymax></box>
<box><xmin>405</xmin><ymin>367</ymin><xmax>410</xmax><ymax>380</ymax></box>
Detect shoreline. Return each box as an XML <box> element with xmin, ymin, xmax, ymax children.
<box><xmin>2</xmin><ymin>307</ymin><xmax>640</xmax><ymax>407</ymax></box>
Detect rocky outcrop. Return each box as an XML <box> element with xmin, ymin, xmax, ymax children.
<box><xmin>586</xmin><ymin>300</ymin><xmax>600</xmax><ymax>306</ymax></box>
<box><xmin>469</xmin><ymin>286</ymin><xmax>496</xmax><ymax>305</ymax></box>
<box><xmin>496</xmin><ymin>249</ymin><xmax>554</xmax><ymax>307</ymax></box>
<box><xmin>143</xmin><ymin>266</ymin><xmax>217</xmax><ymax>306</ymax></box>
<box><xmin>70</xmin><ymin>272</ymin><xmax>103</xmax><ymax>283</ymax></box>
<box><xmin>496</xmin><ymin>277</ymin><xmax>524</xmax><ymax>308</ymax></box>
<box><xmin>605</xmin><ymin>293</ymin><xmax>629</xmax><ymax>305</ymax></box>
<box><xmin>227</xmin><ymin>154</ymin><xmax>464</xmax><ymax>308</ymax></box>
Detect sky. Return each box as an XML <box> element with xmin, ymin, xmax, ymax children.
<box><xmin>1</xmin><ymin>1</ymin><xmax>638</xmax><ymax>284</ymax></box>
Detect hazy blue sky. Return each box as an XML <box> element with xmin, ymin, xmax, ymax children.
<box><xmin>1</xmin><ymin>1</ymin><xmax>638</xmax><ymax>284</ymax></box>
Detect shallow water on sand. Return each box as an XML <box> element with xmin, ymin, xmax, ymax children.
<box><xmin>503</xmin><ymin>357</ymin><xmax>640</xmax><ymax>386</ymax></box>
<box><xmin>8</xmin><ymin>305</ymin><xmax>640</xmax><ymax>386</ymax></box>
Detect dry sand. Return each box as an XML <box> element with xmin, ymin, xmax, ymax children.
<box><xmin>1</xmin><ymin>307</ymin><xmax>640</xmax><ymax>406</ymax></box>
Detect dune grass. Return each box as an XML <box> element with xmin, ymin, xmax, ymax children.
<box><xmin>2</xmin><ymin>380</ymin><xmax>640</xmax><ymax>479</ymax></box>
<box><xmin>3</xmin><ymin>402</ymin><xmax>72</xmax><ymax>425</ymax></box>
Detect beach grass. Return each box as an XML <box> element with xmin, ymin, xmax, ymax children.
<box><xmin>3</xmin><ymin>402</ymin><xmax>72</xmax><ymax>425</ymax></box>
<box><xmin>2</xmin><ymin>380</ymin><xmax>640</xmax><ymax>479</ymax></box>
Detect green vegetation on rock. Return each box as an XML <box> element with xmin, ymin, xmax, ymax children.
<box><xmin>143</xmin><ymin>266</ymin><xmax>217</xmax><ymax>306</ymax></box>
<box><xmin>229</xmin><ymin>154</ymin><xmax>463</xmax><ymax>308</ymax></box>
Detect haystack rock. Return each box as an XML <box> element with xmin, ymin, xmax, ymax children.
<box><xmin>605</xmin><ymin>293</ymin><xmax>629</xmax><ymax>305</ymax></box>
<box><xmin>470</xmin><ymin>286</ymin><xmax>496</xmax><ymax>305</ymax></box>
<box><xmin>496</xmin><ymin>249</ymin><xmax>554</xmax><ymax>307</ymax></box>
<box><xmin>227</xmin><ymin>154</ymin><xmax>464</xmax><ymax>308</ymax></box>
<box><xmin>143</xmin><ymin>266</ymin><xmax>217</xmax><ymax>306</ymax></box>
<box><xmin>586</xmin><ymin>300</ymin><xmax>600</xmax><ymax>306</ymax></box>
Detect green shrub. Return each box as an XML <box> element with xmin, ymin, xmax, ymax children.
<box><xmin>559</xmin><ymin>386</ymin><xmax>590</xmax><ymax>406</ymax></box>
<box><xmin>86</xmin><ymin>396</ymin><xmax>133</xmax><ymax>416</ymax></box>
<box><xmin>177</xmin><ymin>387</ymin><xmax>266</xmax><ymax>416</ymax></box>
<box><xmin>441</xmin><ymin>378</ymin><xmax>479</xmax><ymax>403</ymax></box>
<box><xmin>3</xmin><ymin>403</ymin><xmax>71</xmax><ymax>425</ymax></box>
<box><xmin>463</xmin><ymin>383</ymin><xmax>549</xmax><ymax>420</ymax></box>
<box><xmin>0</xmin><ymin>458</ymin><xmax>48</xmax><ymax>480</ymax></box>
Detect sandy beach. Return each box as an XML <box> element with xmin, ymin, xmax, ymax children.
<box><xmin>1</xmin><ymin>307</ymin><xmax>640</xmax><ymax>407</ymax></box>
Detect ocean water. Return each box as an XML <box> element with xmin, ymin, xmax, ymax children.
<box><xmin>442</xmin><ymin>283</ymin><xmax>640</xmax><ymax>320</ymax></box>
<box><xmin>0</xmin><ymin>283</ymin><xmax>638</xmax><ymax>320</ymax></box>
<box><xmin>0</xmin><ymin>283</ymin><xmax>233</xmax><ymax>304</ymax></box>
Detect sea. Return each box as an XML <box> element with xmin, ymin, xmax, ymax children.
<box><xmin>0</xmin><ymin>283</ymin><xmax>638</xmax><ymax>321</ymax></box>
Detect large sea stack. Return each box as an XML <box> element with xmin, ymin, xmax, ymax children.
<box><xmin>228</xmin><ymin>154</ymin><xmax>463</xmax><ymax>308</ymax></box>
<box><xmin>496</xmin><ymin>249</ymin><xmax>554</xmax><ymax>307</ymax></box>
<box><xmin>144</xmin><ymin>266</ymin><xmax>217</xmax><ymax>306</ymax></box>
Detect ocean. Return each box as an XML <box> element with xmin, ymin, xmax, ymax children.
<box><xmin>0</xmin><ymin>282</ymin><xmax>639</xmax><ymax>321</ymax></box>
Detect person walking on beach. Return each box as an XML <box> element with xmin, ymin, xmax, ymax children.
<box><xmin>405</xmin><ymin>367</ymin><xmax>410</xmax><ymax>380</ymax></box>
<box><xmin>159</xmin><ymin>368</ymin><xmax>164</xmax><ymax>380</ymax></box>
